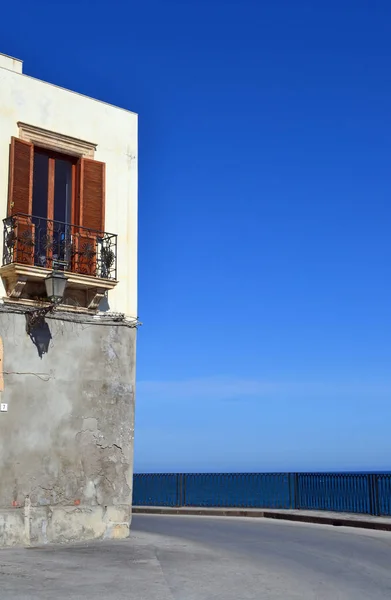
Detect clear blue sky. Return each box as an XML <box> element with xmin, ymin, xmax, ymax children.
<box><xmin>2</xmin><ymin>0</ymin><xmax>391</xmax><ymax>473</ymax></box>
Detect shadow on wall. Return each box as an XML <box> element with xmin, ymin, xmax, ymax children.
<box><xmin>99</xmin><ymin>292</ymin><xmax>110</xmax><ymax>312</ymax></box>
<box><xmin>26</xmin><ymin>320</ymin><xmax>52</xmax><ymax>359</ymax></box>
<box><xmin>23</xmin><ymin>288</ymin><xmax>111</xmax><ymax>359</ymax></box>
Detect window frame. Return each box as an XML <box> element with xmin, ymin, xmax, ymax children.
<box><xmin>33</xmin><ymin>146</ymin><xmax>79</xmax><ymax>226</ymax></box>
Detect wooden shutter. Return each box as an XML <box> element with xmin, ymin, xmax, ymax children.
<box><xmin>8</xmin><ymin>138</ymin><xmax>34</xmax><ymax>265</ymax></box>
<box><xmin>79</xmin><ymin>158</ymin><xmax>105</xmax><ymax>232</ymax></box>
<box><xmin>76</xmin><ymin>158</ymin><xmax>106</xmax><ymax>276</ymax></box>
<box><xmin>8</xmin><ymin>137</ymin><xmax>34</xmax><ymax>216</ymax></box>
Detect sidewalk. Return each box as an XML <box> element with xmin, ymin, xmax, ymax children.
<box><xmin>132</xmin><ymin>506</ymin><xmax>391</xmax><ymax>531</ymax></box>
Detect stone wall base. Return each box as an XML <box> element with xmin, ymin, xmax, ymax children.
<box><xmin>0</xmin><ymin>504</ymin><xmax>131</xmax><ymax>547</ymax></box>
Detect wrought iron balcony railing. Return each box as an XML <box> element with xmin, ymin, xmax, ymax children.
<box><xmin>2</xmin><ymin>214</ymin><xmax>117</xmax><ymax>280</ymax></box>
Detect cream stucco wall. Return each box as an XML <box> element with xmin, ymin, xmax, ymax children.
<box><xmin>0</xmin><ymin>53</ymin><xmax>137</xmax><ymax>318</ymax></box>
<box><xmin>0</xmin><ymin>54</ymin><xmax>23</xmax><ymax>74</ymax></box>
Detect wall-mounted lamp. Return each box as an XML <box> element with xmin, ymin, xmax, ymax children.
<box><xmin>44</xmin><ymin>270</ymin><xmax>68</xmax><ymax>305</ymax></box>
<box><xmin>25</xmin><ymin>270</ymin><xmax>68</xmax><ymax>335</ymax></box>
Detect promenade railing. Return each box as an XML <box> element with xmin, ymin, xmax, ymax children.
<box><xmin>133</xmin><ymin>472</ymin><xmax>391</xmax><ymax>516</ymax></box>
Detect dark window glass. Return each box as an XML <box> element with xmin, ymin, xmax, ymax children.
<box><xmin>53</xmin><ymin>159</ymin><xmax>73</xmax><ymax>269</ymax></box>
<box><xmin>32</xmin><ymin>153</ymin><xmax>49</xmax><ymax>267</ymax></box>
<box><xmin>32</xmin><ymin>153</ymin><xmax>48</xmax><ymax>219</ymax></box>
<box><xmin>54</xmin><ymin>159</ymin><xmax>72</xmax><ymax>224</ymax></box>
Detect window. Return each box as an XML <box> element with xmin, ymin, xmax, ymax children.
<box><xmin>32</xmin><ymin>148</ymin><xmax>76</xmax><ymax>269</ymax></box>
<box><xmin>32</xmin><ymin>148</ymin><xmax>75</xmax><ymax>224</ymax></box>
<box><xmin>7</xmin><ymin>137</ymin><xmax>105</xmax><ymax>276</ymax></box>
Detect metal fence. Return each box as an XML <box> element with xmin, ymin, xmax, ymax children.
<box><xmin>133</xmin><ymin>472</ymin><xmax>391</xmax><ymax>516</ymax></box>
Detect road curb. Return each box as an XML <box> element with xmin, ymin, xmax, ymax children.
<box><xmin>132</xmin><ymin>507</ymin><xmax>391</xmax><ymax>532</ymax></box>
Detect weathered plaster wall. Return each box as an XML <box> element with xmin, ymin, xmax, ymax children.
<box><xmin>0</xmin><ymin>310</ymin><xmax>136</xmax><ymax>546</ymax></box>
<box><xmin>0</xmin><ymin>55</ymin><xmax>138</xmax><ymax>318</ymax></box>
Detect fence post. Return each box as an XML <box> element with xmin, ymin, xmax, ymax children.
<box><xmin>177</xmin><ymin>474</ymin><xmax>183</xmax><ymax>507</ymax></box>
<box><xmin>373</xmin><ymin>475</ymin><xmax>380</xmax><ymax>516</ymax></box>
<box><xmin>367</xmin><ymin>473</ymin><xmax>380</xmax><ymax>516</ymax></box>
<box><xmin>289</xmin><ymin>473</ymin><xmax>299</xmax><ymax>509</ymax></box>
<box><xmin>183</xmin><ymin>474</ymin><xmax>187</xmax><ymax>506</ymax></box>
<box><xmin>177</xmin><ymin>473</ymin><xmax>186</xmax><ymax>507</ymax></box>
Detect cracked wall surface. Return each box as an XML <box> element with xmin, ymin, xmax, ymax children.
<box><xmin>0</xmin><ymin>311</ymin><xmax>136</xmax><ymax>546</ymax></box>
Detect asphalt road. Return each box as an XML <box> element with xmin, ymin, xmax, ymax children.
<box><xmin>1</xmin><ymin>515</ymin><xmax>391</xmax><ymax>599</ymax></box>
<box><xmin>132</xmin><ymin>514</ymin><xmax>391</xmax><ymax>599</ymax></box>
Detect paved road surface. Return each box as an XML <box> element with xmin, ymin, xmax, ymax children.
<box><xmin>132</xmin><ymin>514</ymin><xmax>391</xmax><ymax>599</ymax></box>
<box><xmin>1</xmin><ymin>514</ymin><xmax>391</xmax><ymax>599</ymax></box>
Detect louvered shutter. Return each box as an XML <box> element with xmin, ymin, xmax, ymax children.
<box><xmin>8</xmin><ymin>138</ymin><xmax>34</xmax><ymax>265</ymax></box>
<box><xmin>76</xmin><ymin>158</ymin><xmax>106</xmax><ymax>276</ymax></box>
<box><xmin>8</xmin><ymin>137</ymin><xmax>34</xmax><ymax>215</ymax></box>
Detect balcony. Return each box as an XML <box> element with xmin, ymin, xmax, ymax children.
<box><xmin>0</xmin><ymin>214</ymin><xmax>118</xmax><ymax>310</ymax></box>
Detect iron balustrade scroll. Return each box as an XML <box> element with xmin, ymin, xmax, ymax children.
<box><xmin>132</xmin><ymin>472</ymin><xmax>391</xmax><ymax>516</ymax></box>
<box><xmin>3</xmin><ymin>213</ymin><xmax>117</xmax><ymax>280</ymax></box>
